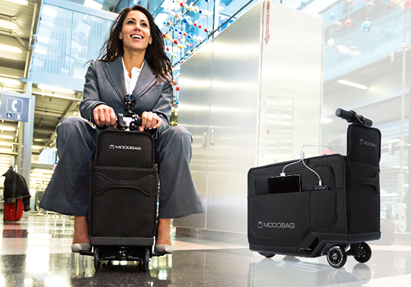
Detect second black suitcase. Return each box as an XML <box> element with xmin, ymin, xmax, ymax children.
<box><xmin>248</xmin><ymin>109</ymin><xmax>381</xmax><ymax>268</ymax></box>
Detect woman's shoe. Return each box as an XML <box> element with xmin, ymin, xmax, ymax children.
<box><xmin>154</xmin><ymin>244</ymin><xmax>173</xmax><ymax>254</ymax></box>
<box><xmin>71</xmin><ymin>243</ymin><xmax>91</xmax><ymax>253</ymax></box>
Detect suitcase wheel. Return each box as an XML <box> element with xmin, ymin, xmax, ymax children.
<box><xmin>94</xmin><ymin>247</ymin><xmax>101</xmax><ymax>271</ymax></box>
<box><xmin>139</xmin><ymin>248</ymin><xmax>150</xmax><ymax>272</ymax></box>
<box><xmin>258</xmin><ymin>252</ymin><xmax>275</xmax><ymax>259</ymax></box>
<box><xmin>353</xmin><ymin>242</ymin><xmax>372</xmax><ymax>264</ymax></box>
<box><xmin>326</xmin><ymin>245</ymin><xmax>347</xmax><ymax>268</ymax></box>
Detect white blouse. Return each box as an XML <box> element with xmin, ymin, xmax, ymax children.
<box><xmin>122</xmin><ymin>57</ymin><xmax>144</xmax><ymax>95</ymax></box>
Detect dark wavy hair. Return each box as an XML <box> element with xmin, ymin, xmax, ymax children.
<box><xmin>98</xmin><ymin>5</ymin><xmax>172</xmax><ymax>83</ymax></box>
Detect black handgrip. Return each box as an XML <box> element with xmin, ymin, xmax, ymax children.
<box><xmin>129</xmin><ymin>115</ymin><xmax>142</xmax><ymax>131</ymax></box>
<box><xmin>117</xmin><ymin>114</ymin><xmax>125</xmax><ymax>130</ymax></box>
<box><xmin>335</xmin><ymin>108</ymin><xmax>373</xmax><ymax>127</ymax></box>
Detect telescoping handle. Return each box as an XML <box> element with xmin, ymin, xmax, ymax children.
<box><xmin>117</xmin><ymin>113</ymin><xmax>143</xmax><ymax>131</ymax></box>
<box><xmin>335</xmin><ymin>108</ymin><xmax>373</xmax><ymax>127</ymax></box>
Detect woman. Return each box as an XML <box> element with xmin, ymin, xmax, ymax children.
<box><xmin>40</xmin><ymin>5</ymin><xmax>203</xmax><ymax>254</ymax></box>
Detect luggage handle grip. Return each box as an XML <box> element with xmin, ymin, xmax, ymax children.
<box><xmin>117</xmin><ymin>113</ymin><xmax>143</xmax><ymax>131</ymax></box>
<box><xmin>335</xmin><ymin>108</ymin><xmax>373</xmax><ymax>127</ymax></box>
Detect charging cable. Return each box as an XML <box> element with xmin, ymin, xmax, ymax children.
<box><xmin>280</xmin><ymin>145</ymin><xmax>333</xmax><ymax>186</ymax></box>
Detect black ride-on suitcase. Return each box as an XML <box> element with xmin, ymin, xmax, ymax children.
<box><xmin>83</xmin><ymin>115</ymin><xmax>161</xmax><ymax>271</ymax></box>
<box><xmin>248</xmin><ymin>109</ymin><xmax>381</xmax><ymax>268</ymax></box>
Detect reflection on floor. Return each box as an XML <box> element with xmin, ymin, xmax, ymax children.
<box><xmin>0</xmin><ymin>213</ymin><xmax>410</xmax><ymax>287</ymax></box>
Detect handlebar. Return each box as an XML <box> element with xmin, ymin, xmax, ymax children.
<box><xmin>335</xmin><ymin>108</ymin><xmax>373</xmax><ymax>127</ymax></box>
<box><xmin>117</xmin><ymin>114</ymin><xmax>142</xmax><ymax>131</ymax></box>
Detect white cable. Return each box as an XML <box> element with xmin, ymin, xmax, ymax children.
<box><xmin>281</xmin><ymin>145</ymin><xmax>331</xmax><ymax>185</ymax></box>
<box><xmin>302</xmin><ymin>159</ymin><xmax>322</xmax><ymax>186</ymax></box>
<box><xmin>302</xmin><ymin>144</ymin><xmax>334</xmax><ymax>154</ymax></box>
<box><xmin>281</xmin><ymin>159</ymin><xmax>301</xmax><ymax>176</ymax></box>
<box><xmin>300</xmin><ymin>145</ymin><xmax>330</xmax><ymax>186</ymax></box>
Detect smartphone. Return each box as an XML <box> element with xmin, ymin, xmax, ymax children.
<box><xmin>268</xmin><ymin>175</ymin><xmax>301</xmax><ymax>194</ymax></box>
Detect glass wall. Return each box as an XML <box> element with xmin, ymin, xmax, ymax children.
<box><xmin>320</xmin><ymin>0</ymin><xmax>411</xmax><ymax>232</ymax></box>
<box><xmin>31</xmin><ymin>4</ymin><xmax>113</xmax><ymax>79</ymax></box>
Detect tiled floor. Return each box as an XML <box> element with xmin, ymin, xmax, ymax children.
<box><xmin>0</xmin><ymin>212</ymin><xmax>411</xmax><ymax>287</ymax></box>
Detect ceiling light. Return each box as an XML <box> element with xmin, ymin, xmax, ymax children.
<box><xmin>0</xmin><ymin>142</ymin><xmax>14</xmax><ymax>146</ymax></box>
<box><xmin>0</xmin><ymin>77</ymin><xmax>21</xmax><ymax>86</ymax></box>
<box><xmin>6</xmin><ymin>0</ymin><xmax>28</xmax><ymax>5</ymax></box>
<box><xmin>0</xmin><ymin>44</ymin><xmax>23</xmax><ymax>53</ymax></box>
<box><xmin>0</xmin><ymin>135</ymin><xmax>14</xmax><ymax>140</ymax></box>
<box><xmin>0</xmin><ymin>148</ymin><xmax>12</xmax><ymax>153</ymax></box>
<box><xmin>337</xmin><ymin>80</ymin><xmax>368</xmax><ymax>90</ymax></box>
<box><xmin>32</xmin><ymin>169</ymin><xmax>54</xmax><ymax>174</ymax></box>
<box><xmin>84</xmin><ymin>0</ymin><xmax>103</xmax><ymax>10</ymax></box>
<box><xmin>37</xmin><ymin>85</ymin><xmax>75</xmax><ymax>95</ymax></box>
<box><xmin>37</xmin><ymin>36</ymin><xmax>50</xmax><ymax>44</ymax></box>
<box><xmin>32</xmin><ymin>145</ymin><xmax>45</xmax><ymax>149</ymax></box>
<box><xmin>0</xmin><ymin>19</ymin><xmax>18</xmax><ymax>30</ymax></box>
<box><xmin>34</xmin><ymin>47</ymin><xmax>47</xmax><ymax>55</ymax></box>
<box><xmin>0</xmin><ymin>126</ymin><xmax>16</xmax><ymax>131</ymax></box>
<box><xmin>31</xmin><ymin>173</ymin><xmax>52</xmax><ymax>177</ymax></box>
<box><xmin>40</xmin><ymin>20</ymin><xmax>54</xmax><ymax>27</ymax></box>
<box><xmin>0</xmin><ymin>158</ymin><xmax>11</xmax><ymax>163</ymax></box>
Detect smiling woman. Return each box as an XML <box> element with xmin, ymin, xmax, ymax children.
<box><xmin>39</xmin><ymin>4</ymin><xmax>203</xmax><ymax>258</ymax></box>
<box><xmin>98</xmin><ymin>5</ymin><xmax>171</xmax><ymax>83</ymax></box>
<box><xmin>120</xmin><ymin>11</ymin><xmax>152</xmax><ymax>56</ymax></box>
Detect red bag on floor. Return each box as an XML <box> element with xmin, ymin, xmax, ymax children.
<box><xmin>4</xmin><ymin>198</ymin><xmax>24</xmax><ymax>222</ymax></box>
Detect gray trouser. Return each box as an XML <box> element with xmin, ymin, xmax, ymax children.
<box><xmin>39</xmin><ymin>117</ymin><xmax>203</xmax><ymax>218</ymax></box>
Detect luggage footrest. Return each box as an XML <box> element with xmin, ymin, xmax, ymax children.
<box><xmin>90</xmin><ymin>236</ymin><xmax>154</xmax><ymax>246</ymax></box>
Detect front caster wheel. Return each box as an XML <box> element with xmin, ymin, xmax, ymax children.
<box><xmin>258</xmin><ymin>252</ymin><xmax>275</xmax><ymax>258</ymax></box>
<box><xmin>94</xmin><ymin>247</ymin><xmax>101</xmax><ymax>271</ymax></box>
<box><xmin>354</xmin><ymin>242</ymin><xmax>372</xmax><ymax>263</ymax></box>
<box><xmin>327</xmin><ymin>245</ymin><xmax>347</xmax><ymax>268</ymax></box>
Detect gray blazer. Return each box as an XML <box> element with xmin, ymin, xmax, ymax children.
<box><xmin>79</xmin><ymin>57</ymin><xmax>173</xmax><ymax>136</ymax></box>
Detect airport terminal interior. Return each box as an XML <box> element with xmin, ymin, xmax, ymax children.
<box><xmin>1</xmin><ymin>0</ymin><xmax>411</xmax><ymax>286</ymax></box>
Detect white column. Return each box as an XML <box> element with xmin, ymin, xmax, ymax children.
<box><xmin>22</xmin><ymin>82</ymin><xmax>36</xmax><ymax>210</ymax></box>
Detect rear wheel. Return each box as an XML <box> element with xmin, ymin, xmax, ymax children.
<box><xmin>258</xmin><ymin>252</ymin><xmax>275</xmax><ymax>258</ymax></box>
<box><xmin>327</xmin><ymin>245</ymin><xmax>347</xmax><ymax>268</ymax></box>
<box><xmin>139</xmin><ymin>248</ymin><xmax>150</xmax><ymax>272</ymax></box>
<box><xmin>354</xmin><ymin>242</ymin><xmax>372</xmax><ymax>263</ymax></box>
<box><xmin>94</xmin><ymin>247</ymin><xmax>101</xmax><ymax>271</ymax></box>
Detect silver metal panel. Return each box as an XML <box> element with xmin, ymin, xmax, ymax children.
<box><xmin>258</xmin><ymin>94</ymin><xmax>294</xmax><ymax>166</ymax></box>
<box><xmin>173</xmin><ymin>42</ymin><xmax>214</xmax><ymax>229</ymax></box>
<box><xmin>176</xmin><ymin>0</ymin><xmax>324</xmax><ymax>235</ymax></box>
<box><xmin>205</xmin><ymin>1</ymin><xmax>262</xmax><ymax>233</ymax></box>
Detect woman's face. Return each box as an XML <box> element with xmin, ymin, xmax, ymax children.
<box><xmin>119</xmin><ymin>10</ymin><xmax>152</xmax><ymax>54</ymax></box>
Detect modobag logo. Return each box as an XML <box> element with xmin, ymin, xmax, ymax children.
<box><xmin>360</xmin><ymin>139</ymin><xmax>377</xmax><ymax>148</ymax></box>
<box><xmin>257</xmin><ymin>221</ymin><xmax>295</xmax><ymax>229</ymax></box>
<box><xmin>109</xmin><ymin>145</ymin><xmax>141</xmax><ymax>150</ymax></box>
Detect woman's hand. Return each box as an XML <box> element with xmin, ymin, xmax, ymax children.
<box><xmin>140</xmin><ymin>111</ymin><xmax>162</xmax><ymax>132</ymax></box>
<box><xmin>93</xmin><ymin>104</ymin><xmax>117</xmax><ymax>127</ymax></box>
